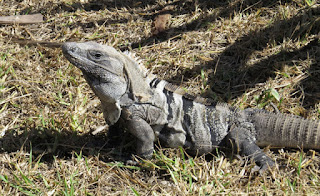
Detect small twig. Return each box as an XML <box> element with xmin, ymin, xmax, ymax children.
<box><xmin>0</xmin><ymin>93</ymin><xmax>32</xmax><ymax>105</ymax></box>
<box><xmin>0</xmin><ymin>13</ymin><xmax>43</xmax><ymax>24</ymax></box>
<box><xmin>11</xmin><ymin>39</ymin><xmax>63</xmax><ymax>48</ymax></box>
<box><xmin>213</xmin><ymin>56</ymin><xmax>220</xmax><ymax>76</ymax></box>
<box><xmin>92</xmin><ymin>125</ymin><xmax>109</xmax><ymax>135</ymax></box>
<box><xmin>1</xmin><ymin>114</ymin><xmax>20</xmax><ymax>137</ymax></box>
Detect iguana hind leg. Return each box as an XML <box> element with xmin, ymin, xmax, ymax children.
<box><xmin>228</xmin><ymin>126</ymin><xmax>275</xmax><ymax>173</ymax></box>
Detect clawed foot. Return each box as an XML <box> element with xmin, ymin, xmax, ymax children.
<box><xmin>125</xmin><ymin>159</ymin><xmax>139</xmax><ymax>166</ymax></box>
<box><xmin>251</xmin><ymin>160</ymin><xmax>275</xmax><ymax>175</ymax></box>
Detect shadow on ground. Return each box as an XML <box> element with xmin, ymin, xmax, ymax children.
<box><xmin>0</xmin><ymin>125</ymin><xmax>136</xmax><ymax>163</ymax></box>
<box><xmin>205</xmin><ymin>6</ymin><xmax>320</xmax><ymax>104</ymax></box>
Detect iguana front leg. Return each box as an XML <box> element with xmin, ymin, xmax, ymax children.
<box><xmin>126</xmin><ymin>116</ymin><xmax>155</xmax><ymax>158</ymax></box>
<box><xmin>121</xmin><ymin>107</ymin><xmax>157</xmax><ymax>159</ymax></box>
<box><xmin>228</xmin><ymin>125</ymin><xmax>275</xmax><ymax>172</ymax></box>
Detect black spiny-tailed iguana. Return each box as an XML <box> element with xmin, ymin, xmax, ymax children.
<box><xmin>62</xmin><ymin>41</ymin><xmax>320</xmax><ymax>172</ymax></box>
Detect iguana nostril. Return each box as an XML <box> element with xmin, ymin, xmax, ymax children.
<box><xmin>70</xmin><ymin>47</ymin><xmax>77</xmax><ymax>53</ymax></box>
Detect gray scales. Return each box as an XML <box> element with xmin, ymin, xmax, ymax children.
<box><xmin>62</xmin><ymin>42</ymin><xmax>320</xmax><ymax>172</ymax></box>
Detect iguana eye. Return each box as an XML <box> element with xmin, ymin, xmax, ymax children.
<box><xmin>94</xmin><ymin>53</ymin><xmax>102</xmax><ymax>58</ymax></box>
<box><xmin>89</xmin><ymin>51</ymin><xmax>104</xmax><ymax>59</ymax></box>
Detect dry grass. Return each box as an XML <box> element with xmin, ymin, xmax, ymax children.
<box><xmin>1</xmin><ymin>0</ymin><xmax>320</xmax><ymax>195</ymax></box>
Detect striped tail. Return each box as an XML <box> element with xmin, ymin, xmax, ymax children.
<box><xmin>250</xmin><ymin>111</ymin><xmax>320</xmax><ymax>150</ymax></box>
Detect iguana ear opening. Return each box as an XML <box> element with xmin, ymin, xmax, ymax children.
<box><xmin>122</xmin><ymin>55</ymin><xmax>152</xmax><ymax>102</ymax></box>
<box><xmin>101</xmin><ymin>101</ymin><xmax>121</xmax><ymax>125</ymax></box>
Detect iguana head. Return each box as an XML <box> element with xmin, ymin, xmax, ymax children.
<box><xmin>62</xmin><ymin>42</ymin><xmax>152</xmax><ymax>125</ymax></box>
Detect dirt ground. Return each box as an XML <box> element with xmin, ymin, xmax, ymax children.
<box><xmin>1</xmin><ymin>0</ymin><xmax>320</xmax><ymax>195</ymax></box>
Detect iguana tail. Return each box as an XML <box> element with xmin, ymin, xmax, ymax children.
<box><xmin>247</xmin><ymin>109</ymin><xmax>320</xmax><ymax>150</ymax></box>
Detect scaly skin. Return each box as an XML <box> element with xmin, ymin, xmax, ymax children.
<box><xmin>62</xmin><ymin>41</ymin><xmax>320</xmax><ymax>173</ymax></box>
<box><xmin>246</xmin><ymin>109</ymin><xmax>320</xmax><ymax>150</ymax></box>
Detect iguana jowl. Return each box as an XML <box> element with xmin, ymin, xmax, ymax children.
<box><xmin>62</xmin><ymin>42</ymin><xmax>320</xmax><ymax>172</ymax></box>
